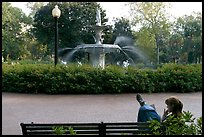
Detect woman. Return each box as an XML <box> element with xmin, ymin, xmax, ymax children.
<box><xmin>162</xmin><ymin>96</ymin><xmax>183</xmax><ymax>122</ymax></box>
<box><xmin>136</xmin><ymin>94</ymin><xmax>183</xmax><ymax>122</ymax></box>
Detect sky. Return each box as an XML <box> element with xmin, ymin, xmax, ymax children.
<box><xmin>10</xmin><ymin>2</ymin><xmax>202</xmax><ymax>24</ymax></box>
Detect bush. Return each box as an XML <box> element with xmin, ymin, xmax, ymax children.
<box><xmin>52</xmin><ymin>126</ymin><xmax>77</xmax><ymax>135</ymax></box>
<box><xmin>148</xmin><ymin>111</ymin><xmax>202</xmax><ymax>135</ymax></box>
<box><xmin>2</xmin><ymin>63</ymin><xmax>202</xmax><ymax>94</ymax></box>
<box><xmin>157</xmin><ymin>63</ymin><xmax>202</xmax><ymax>92</ymax></box>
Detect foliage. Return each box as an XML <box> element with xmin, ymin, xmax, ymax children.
<box><xmin>103</xmin><ymin>17</ymin><xmax>135</xmax><ymax>45</ymax></box>
<box><xmin>2</xmin><ymin>2</ymin><xmax>32</xmax><ymax>61</ymax></box>
<box><xmin>156</xmin><ymin>63</ymin><xmax>202</xmax><ymax>92</ymax></box>
<box><xmin>148</xmin><ymin>111</ymin><xmax>202</xmax><ymax>135</ymax></box>
<box><xmin>128</xmin><ymin>2</ymin><xmax>171</xmax><ymax>64</ymax></box>
<box><xmin>134</xmin><ymin>27</ymin><xmax>157</xmax><ymax>63</ymax></box>
<box><xmin>2</xmin><ymin>63</ymin><xmax>202</xmax><ymax>94</ymax></box>
<box><xmin>2</xmin><ymin>2</ymin><xmax>202</xmax><ymax>65</ymax></box>
<box><xmin>128</xmin><ymin>2</ymin><xmax>202</xmax><ymax>65</ymax></box>
<box><xmin>52</xmin><ymin>126</ymin><xmax>77</xmax><ymax>135</ymax></box>
<box><xmin>175</xmin><ymin>12</ymin><xmax>202</xmax><ymax>64</ymax></box>
<box><xmin>112</xmin><ymin>17</ymin><xmax>135</xmax><ymax>43</ymax></box>
<box><xmin>26</xmin><ymin>2</ymin><xmax>45</xmax><ymax>19</ymax></box>
<box><xmin>32</xmin><ymin>2</ymin><xmax>107</xmax><ymax>52</ymax></box>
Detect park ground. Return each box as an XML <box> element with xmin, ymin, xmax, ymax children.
<box><xmin>2</xmin><ymin>92</ymin><xmax>202</xmax><ymax>135</ymax></box>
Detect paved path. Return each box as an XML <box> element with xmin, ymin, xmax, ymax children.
<box><xmin>2</xmin><ymin>92</ymin><xmax>202</xmax><ymax>135</ymax></box>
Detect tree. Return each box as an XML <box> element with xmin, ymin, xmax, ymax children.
<box><xmin>111</xmin><ymin>17</ymin><xmax>135</xmax><ymax>44</ymax></box>
<box><xmin>102</xmin><ymin>26</ymin><xmax>114</xmax><ymax>44</ymax></box>
<box><xmin>134</xmin><ymin>27</ymin><xmax>156</xmax><ymax>63</ymax></box>
<box><xmin>31</xmin><ymin>2</ymin><xmax>107</xmax><ymax>59</ymax></box>
<box><xmin>174</xmin><ymin>12</ymin><xmax>202</xmax><ymax>64</ymax></box>
<box><xmin>128</xmin><ymin>2</ymin><xmax>171</xmax><ymax>64</ymax></box>
<box><xmin>167</xmin><ymin>33</ymin><xmax>184</xmax><ymax>63</ymax></box>
<box><xmin>26</xmin><ymin>2</ymin><xmax>45</xmax><ymax>19</ymax></box>
<box><xmin>2</xmin><ymin>2</ymin><xmax>32</xmax><ymax>61</ymax></box>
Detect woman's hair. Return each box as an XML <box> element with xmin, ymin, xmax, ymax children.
<box><xmin>165</xmin><ymin>96</ymin><xmax>183</xmax><ymax>115</ymax></box>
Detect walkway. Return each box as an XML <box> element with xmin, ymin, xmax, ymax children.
<box><xmin>2</xmin><ymin>92</ymin><xmax>202</xmax><ymax>135</ymax></box>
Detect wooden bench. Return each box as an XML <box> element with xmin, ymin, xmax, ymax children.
<box><xmin>20</xmin><ymin>122</ymin><xmax>152</xmax><ymax>135</ymax></box>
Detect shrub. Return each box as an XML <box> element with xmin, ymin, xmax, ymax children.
<box><xmin>52</xmin><ymin>126</ymin><xmax>77</xmax><ymax>135</ymax></box>
<box><xmin>148</xmin><ymin>111</ymin><xmax>202</xmax><ymax>135</ymax></box>
<box><xmin>2</xmin><ymin>63</ymin><xmax>202</xmax><ymax>94</ymax></box>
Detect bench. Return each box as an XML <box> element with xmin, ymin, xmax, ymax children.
<box><xmin>20</xmin><ymin>122</ymin><xmax>152</xmax><ymax>135</ymax></box>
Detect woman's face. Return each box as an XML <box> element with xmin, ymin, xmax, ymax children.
<box><xmin>167</xmin><ymin>104</ymin><xmax>173</xmax><ymax>112</ymax></box>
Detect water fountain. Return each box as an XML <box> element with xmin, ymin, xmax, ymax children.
<box><xmin>59</xmin><ymin>8</ymin><xmax>149</xmax><ymax>69</ymax></box>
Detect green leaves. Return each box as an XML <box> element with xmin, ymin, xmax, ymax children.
<box><xmin>148</xmin><ymin>111</ymin><xmax>202</xmax><ymax>135</ymax></box>
<box><xmin>2</xmin><ymin>2</ymin><xmax>32</xmax><ymax>61</ymax></box>
<box><xmin>2</xmin><ymin>63</ymin><xmax>202</xmax><ymax>94</ymax></box>
<box><xmin>128</xmin><ymin>2</ymin><xmax>171</xmax><ymax>64</ymax></box>
<box><xmin>52</xmin><ymin>126</ymin><xmax>77</xmax><ymax>135</ymax></box>
<box><xmin>32</xmin><ymin>2</ymin><xmax>107</xmax><ymax>51</ymax></box>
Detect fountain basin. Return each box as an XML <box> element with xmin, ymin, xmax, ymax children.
<box><xmin>75</xmin><ymin>44</ymin><xmax>121</xmax><ymax>53</ymax></box>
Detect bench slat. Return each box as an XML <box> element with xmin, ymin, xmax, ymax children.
<box><xmin>25</xmin><ymin>126</ymin><xmax>99</xmax><ymax>130</ymax></box>
<box><xmin>20</xmin><ymin>122</ymin><xmax>151</xmax><ymax>135</ymax></box>
<box><xmin>26</xmin><ymin>130</ymin><xmax>100</xmax><ymax>135</ymax></box>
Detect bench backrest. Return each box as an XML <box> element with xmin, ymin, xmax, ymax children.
<box><xmin>20</xmin><ymin>122</ymin><xmax>151</xmax><ymax>135</ymax></box>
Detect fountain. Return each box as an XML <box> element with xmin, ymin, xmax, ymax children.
<box><xmin>59</xmin><ymin>8</ymin><xmax>149</xmax><ymax>69</ymax></box>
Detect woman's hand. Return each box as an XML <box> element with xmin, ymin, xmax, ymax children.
<box><xmin>162</xmin><ymin>108</ymin><xmax>169</xmax><ymax>121</ymax></box>
<box><xmin>163</xmin><ymin>108</ymin><xmax>169</xmax><ymax>117</ymax></box>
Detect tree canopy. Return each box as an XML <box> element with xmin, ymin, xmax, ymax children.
<box><xmin>128</xmin><ymin>2</ymin><xmax>171</xmax><ymax>64</ymax></box>
<box><xmin>2</xmin><ymin>2</ymin><xmax>32</xmax><ymax>61</ymax></box>
<box><xmin>32</xmin><ymin>2</ymin><xmax>107</xmax><ymax>53</ymax></box>
<box><xmin>2</xmin><ymin>2</ymin><xmax>202</xmax><ymax>65</ymax></box>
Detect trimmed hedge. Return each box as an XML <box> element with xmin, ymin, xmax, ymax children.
<box><xmin>2</xmin><ymin>63</ymin><xmax>202</xmax><ymax>94</ymax></box>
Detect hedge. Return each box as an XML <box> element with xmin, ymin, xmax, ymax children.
<box><xmin>2</xmin><ymin>63</ymin><xmax>202</xmax><ymax>94</ymax></box>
